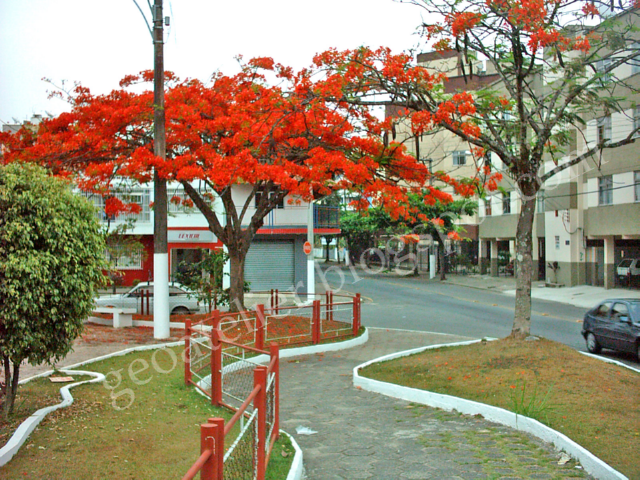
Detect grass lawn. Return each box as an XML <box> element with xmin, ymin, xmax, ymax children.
<box><xmin>360</xmin><ymin>337</ymin><xmax>640</xmax><ymax>479</ymax></box>
<box><xmin>1</xmin><ymin>346</ymin><xmax>293</xmax><ymax>479</ymax></box>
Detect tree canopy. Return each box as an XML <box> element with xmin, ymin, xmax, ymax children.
<box><xmin>0</xmin><ymin>59</ymin><xmax>480</xmax><ymax>307</ymax></box>
<box><xmin>312</xmin><ymin>1</ymin><xmax>640</xmax><ymax>337</ymax></box>
<box><xmin>0</xmin><ymin>163</ymin><xmax>108</xmax><ymax>415</ymax></box>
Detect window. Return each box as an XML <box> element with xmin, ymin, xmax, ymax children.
<box><xmin>595</xmin><ymin>58</ymin><xmax>613</xmax><ymax>83</ymax></box>
<box><xmin>502</xmin><ymin>193</ymin><xmax>511</xmax><ymax>214</ymax></box>
<box><xmin>452</xmin><ymin>150</ymin><xmax>467</xmax><ymax>166</ymax></box>
<box><xmin>597</xmin><ymin>116</ymin><xmax>611</xmax><ymax>144</ymax></box>
<box><xmin>635</xmin><ymin>171</ymin><xmax>640</xmax><ymax>202</ymax></box>
<box><xmin>168</xmin><ymin>191</ymin><xmax>197</xmax><ymax>213</ymax></box>
<box><xmin>484</xmin><ymin>197</ymin><xmax>492</xmax><ymax>216</ymax></box>
<box><xmin>106</xmin><ymin>245</ymin><xmax>144</xmax><ymax>270</ymax></box>
<box><xmin>536</xmin><ymin>191</ymin><xmax>545</xmax><ymax>213</ymax></box>
<box><xmin>86</xmin><ymin>190</ymin><xmax>151</xmax><ymax>223</ymax></box>
<box><xmin>483</xmin><ymin>153</ymin><xmax>492</xmax><ymax>172</ymax></box>
<box><xmin>598</xmin><ymin>175</ymin><xmax>613</xmax><ymax>205</ymax></box>
<box><xmin>555</xmin><ymin>235</ymin><xmax>560</xmax><ymax>250</ymax></box>
<box><xmin>631</xmin><ymin>42</ymin><xmax>640</xmax><ymax>75</ymax></box>
<box><xmin>255</xmin><ymin>189</ymin><xmax>284</xmax><ymax>209</ymax></box>
<box><xmin>611</xmin><ymin>303</ymin><xmax>629</xmax><ymax>323</ymax></box>
<box><xmin>594</xmin><ymin>302</ymin><xmax>612</xmax><ymax>319</ymax></box>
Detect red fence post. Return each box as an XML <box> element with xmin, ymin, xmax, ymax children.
<box><xmin>329</xmin><ymin>291</ymin><xmax>334</xmax><ymax>322</ymax></box>
<box><xmin>211</xmin><ymin>310</ymin><xmax>222</xmax><ymax>405</ymax></box>
<box><xmin>185</xmin><ymin>319</ymin><xmax>192</xmax><ymax>386</ymax></box>
<box><xmin>312</xmin><ymin>300</ymin><xmax>321</xmax><ymax>344</ymax></box>
<box><xmin>199</xmin><ymin>422</ymin><xmax>216</xmax><ymax>480</ymax></box>
<box><xmin>208</xmin><ymin>417</ymin><xmax>225</xmax><ymax>480</ymax></box>
<box><xmin>325</xmin><ymin>291</ymin><xmax>330</xmax><ymax>322</ymax></box>
<box><xmin>256</xmin><ymin>304</ymin><xmax>265</xmax><ymax>350</ymax></box>
<box><xmin>254</xmin><ymin>366</ymin><xmax>268</xmax><ymax>480</ymax></box>
<box><xmin>269</xmin><ymin>342</ymin><xmax>280</xmax><ymax>440</ymax></box>
<box><xmin>356</xmin><ymin>293</ymin><xmax>361</xmax><ymax>333</ymax></box>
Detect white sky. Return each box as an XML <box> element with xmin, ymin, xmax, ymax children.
<box><xmin>0</xmin><ymin>0</ymin><xmax>429</xmax><ymax>125</ymax></box>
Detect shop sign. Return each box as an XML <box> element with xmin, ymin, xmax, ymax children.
<box><xmin>168</xmin><ymin>230</ymin><xmax>217</xmax><ymax>243</ymax></box>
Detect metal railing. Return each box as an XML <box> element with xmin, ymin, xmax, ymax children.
<box><xmin>183</xmin><ymin>292</ymin><xmax>361</xmax><ymax>479</ymax></box>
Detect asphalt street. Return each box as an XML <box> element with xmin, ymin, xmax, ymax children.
<box><xmin>315</xmin><ymin>264</ymin><xmax>639</xmax><ymax>367</ymax></box>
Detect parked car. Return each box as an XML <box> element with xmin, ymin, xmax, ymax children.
<box><xmin>95</xmin><ymin>282</ymin><xmax>201</xmax><ymax>315</ymax></box>
<box><xmin>581</xmin><ymin>299</ymin><xmax>640</xmax><ymax>362</ymax></box>
<box><xmin>616</xmin><ymin>258</ymin><xmax>640</xmax><ymax>286</ymax></box>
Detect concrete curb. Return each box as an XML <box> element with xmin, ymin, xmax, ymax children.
<box><xmin>579</xmin><ymin>352</ymin><xmax>640</xmax><ymax>373</ymax></box>
<box><xmin>0</xmin><ymin>369</ymin><xmax>106</xmax><ymax>467</ymax></box>
<box><xmin>283</xmin><ymin>430</ymin><xmax>304</xmax><ymax>480</ymax></box>
<box><xmin>353</xmin><ymin>340</ymin><xmax>628</xmax><ymax>480</ymax></box>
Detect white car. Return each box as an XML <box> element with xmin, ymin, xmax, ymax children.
<box><xmin>95</xmin><ymin>282</ymin><xmax>201</xmax><ymax>315</ymax></box>
<box><xmin>616</xmin><ymin>258</ymin><xmax>640</xmax><ymax>287</ymax></box>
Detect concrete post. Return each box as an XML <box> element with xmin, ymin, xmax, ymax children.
<box><xmin>490</xmin><ymin>240</ymin><xmax>499</xmax><ymax>277</ymax></box>
<box><xmin>478</xmin><ymin>240</ymin><xmax>488</xmax><ymax>275</ymax></box>
<box><xmin>603</xmin><ymin>235</ymin><xmax>615</xmax><ymax>289</ymax></box>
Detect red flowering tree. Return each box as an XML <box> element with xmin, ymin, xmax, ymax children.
<box><xmin>313</xmin><ymin>2</ymin><xmax>640</xmax><ymax>337</ymax></box>
<box><xmin>1</xmin><ymin>60</ymin><xmax>466</xmax><ymax>308</ymax></box>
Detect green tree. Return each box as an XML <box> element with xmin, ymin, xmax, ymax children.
<box><xmin>0</xmin><ymin>164</ymin><xmax>108</xmax><ymax>416</ymax></box>
<box><xmin>403</xmin><ymin>195</ymin><xmax>478</xmax><ymax>280</ymax></box>
<box><xmin>340</xmin><ymin>207</ymin><xmax>393</xmax><ymax>264</ymax></box>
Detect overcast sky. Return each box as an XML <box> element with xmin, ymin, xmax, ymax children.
<box><xmin>0</xmin><ymin>0</ymin><xmax>429</xmax><ymax>125</ymax></box>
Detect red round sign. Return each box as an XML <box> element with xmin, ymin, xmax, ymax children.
<box><xmin>303</xmin><ymin>241</ymin><xmax>312</xmax><ymax>255</ymax></box>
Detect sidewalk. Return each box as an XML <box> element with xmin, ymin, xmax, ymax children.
<box><xmin>17</xmin><ymin>323</ymin><xmax>596</xmax><ymax>478</ymax></box>
<box><xmin>281</xmin><ymin>328</ymin><xmax>593</xmax><ymax>479</ymax></box>
<box><xmin>439</xmin><ymin>273</ymin><xmax>640</xmax><ymax>309</ymax></box>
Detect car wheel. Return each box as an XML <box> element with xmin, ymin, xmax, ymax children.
<box><xmin>586</xmin><ymin>332</ymin><xmax>601</xmax><ymax>354</ymax></box>
<box><xmin>172</xmin><ymin>306</ymin><xmax>190</xmax><ymax>316</ymax></box>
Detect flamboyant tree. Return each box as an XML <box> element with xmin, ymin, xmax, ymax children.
<box><xmin>1</xmin><ymin>60</ymin><xmax>477</xmax><ymax>309</ymax></box>
<box><xmin>313</xmin><ymin>1</ymin><xmax>640</xmax><ymax>337</ymax></box>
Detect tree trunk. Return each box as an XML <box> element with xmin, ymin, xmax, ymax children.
<box><xmin>2</xmin><ymin>356</ymin><xmax>19</xmax><ymax>418</ymax></box>
<box><xmin>228</xmin><ymin>249</ymin><xmax>247</xmax><ymax>312</ymax></box>
<box><xmin>439</xmin><ymin>245</ymin><xmax>447</xmax><ymax>281</ymax></box>
<box><xmin>325</xmin><ymin>237</ymin><xmax>330</xmax><ymax>263</ymax></box>
<box><xmin>511</xmin><ymin>196</ymin><xmax>536</xmax><ymax>339</ymax></box>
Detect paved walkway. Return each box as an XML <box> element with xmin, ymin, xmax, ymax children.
<box><xmin>280</xmin><ymin>328</ymin><xmax>593</xmax><ymax>480</ymax></box>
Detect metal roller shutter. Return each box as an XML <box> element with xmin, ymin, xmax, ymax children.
<box><xmin>244</xmin><ymin>240</ymin><xmax>295</xmax><ymax>291</ymax></box>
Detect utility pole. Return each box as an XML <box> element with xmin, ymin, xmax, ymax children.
<box><xmin>132</xmin><ymin>0</ymin><xmax>169</xmax><ymax>338</ymax></box>
<box><xmin>152</xmin><ymin>0</ymin><xmax>169</xmax><ymax>338</ymax></box>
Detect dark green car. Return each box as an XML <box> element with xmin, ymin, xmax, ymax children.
<box><xmin>582</xmin><ymin>299</ymin><xmax>640</xmax><ymax>362</ymax></box>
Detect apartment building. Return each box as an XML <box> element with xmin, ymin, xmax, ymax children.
<box><xmin>393</xmin><ymin>11</ymin><xmax>640</xmax><ymax>289</ymax></box>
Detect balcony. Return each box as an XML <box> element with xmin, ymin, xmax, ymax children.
<box><xmin>314</xmin><ymin>205</ymin><xmax>340</xmax><ymax>229</ymax></box>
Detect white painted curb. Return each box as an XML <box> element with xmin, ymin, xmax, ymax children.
<box><xmin>283</xmin><ymin>430</ymin><xmax>304</xmax><ymax>480</ymax></box>
<box><xmin>1</xmin><ymin>342</ymin><xmax>182</xmax><ymax>468</ymax></box>
<box><xmin>353</xmin><ymin>340</ymin><xmax>628</xmax><ymax>480</ymax></box>
<box><xmin>0</xmin><ymin>369</ymin><xmax>105</xmax><ymax>467</ymax></box>
<box><xmin>579</xmin><ymin>352</ymin><xmax>640</xmax><ymax>373</ymax></box>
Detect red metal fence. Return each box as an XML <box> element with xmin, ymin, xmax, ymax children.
<box><xmin>183</xmin><ymin>291</ymin><xmax>361</xmax><ymax>479</ymax></box>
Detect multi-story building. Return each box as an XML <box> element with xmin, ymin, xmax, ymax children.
<box><xmin>85</xmin><ymin>183</ymin><xmax>340</xmax><ymax>291</ymax></box>
<box><xmin>393</xmin><ymin>12</ymin><xmax>640</xmax><ymax>289</ymax></box>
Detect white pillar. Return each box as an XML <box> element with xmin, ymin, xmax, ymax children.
<box><xmin>153</xmin><ymin>253</ymin><xmax>170</xmax><ymax>339</ymax></box>
<box><xmin>604</xmin><ymin>235</ymin><xmax>615</xmax><ymax>289</ymax></box>
<box><xmin>222</xmin><ymin>245</ymin><xmax>231</xmax><ymax>290</ymax></box>
<box><xmin>429</xmin><ymin>246</ymin><xmax>436</xmax><ymax>279</ymax></box>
